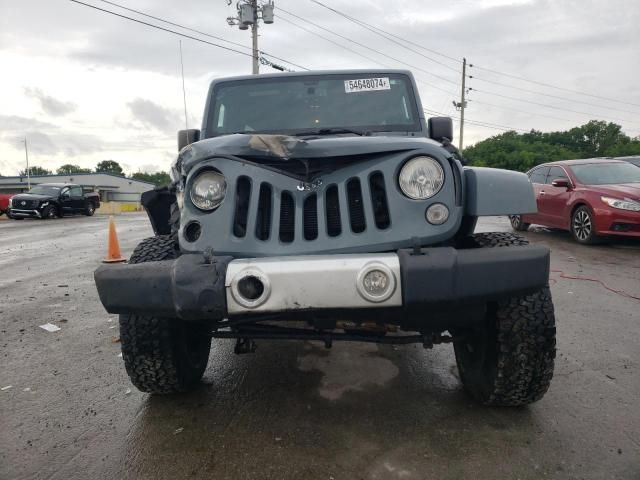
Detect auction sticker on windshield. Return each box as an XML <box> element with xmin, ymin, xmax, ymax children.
<box><xmin>344</xmin><ymin>77</ymin><xmax>391</xmax><ymax>93</ymax></box>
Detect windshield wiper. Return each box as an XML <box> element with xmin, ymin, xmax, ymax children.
<box><xmin>292</xmin><ymin>128</ymin><xmax>370</xmax><ymax>137</ymax></box>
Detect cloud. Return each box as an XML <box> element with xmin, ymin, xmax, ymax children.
<box><xmin>24</xmin><ymin>87</ymin><xmax>77</xmax><ymax>116</ymax></box>
<box><xmin>127</xmin><ymin>98</ymin><xmax>181</xmax><ymax>133</ymax></box>
<box><xmin>0</xmin><ymin>115</ymin><xmax>58</xmax><ymax>132</ymax></box>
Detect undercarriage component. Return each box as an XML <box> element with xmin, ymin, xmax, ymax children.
<box><xmin>213</xmin><ymin>324</ymin><xmax>457</xmax><ymax>351</ymax></box>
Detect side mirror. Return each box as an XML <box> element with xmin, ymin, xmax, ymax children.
<box><xmin>551</xmin><ymin>178</ymin><xmax>570</xmax><ymax>188</ymax></box>
<box><xmin>428</xmin><ymin>117</ymin><xmax>454</xmax><ymax>143</ymax></box>
<box><xmin>178</xmin><ymin>129</ymin><xmax>200</xmax><ymax>151</ymax></box>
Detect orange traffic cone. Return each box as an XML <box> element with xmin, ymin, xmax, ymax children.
<box><xmin>103</xmin><ymin>216</ymin><xmax>127</xmax><ymax>263</ymax></box>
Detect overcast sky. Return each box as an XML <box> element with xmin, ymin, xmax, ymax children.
<box><xmin>1</xmin><ymin>0</ymin><xmax>639</xmax><ymax>176</ymax></box>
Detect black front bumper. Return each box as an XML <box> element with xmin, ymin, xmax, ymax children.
<box><xmin>8</xmin><ymin>208</ymin><xmax>42</xmax><ymax>218</ymax></box>
<box><xmin>94</xmin><ymin>245</ymin><xmax>550</xmax><ymax>329</ymax></box>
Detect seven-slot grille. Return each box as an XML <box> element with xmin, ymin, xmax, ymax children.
<box><xmin>232</xmin><ymin>171</ymin><xmax>391</xmax><ymax>243</ymax></box>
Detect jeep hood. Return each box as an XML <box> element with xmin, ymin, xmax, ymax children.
<box><xmin>175</xmin><ymin>133</ymin><xmax>443</xmax><ymax>175</ymax></box>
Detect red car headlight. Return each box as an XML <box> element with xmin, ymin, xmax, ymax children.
<box><xmin>601</xmin><ymin>196</ymin><xmax>640</xmax><ymax>212</ymax></box>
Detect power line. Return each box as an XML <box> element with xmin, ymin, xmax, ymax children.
<box><xmin>69</xmin><ymin>1</ymin><xmax>253</xmax><ymax>56</ymax></box>
<box><xmin>309</xmin><ymin>0</ymin><xmax>460</xmax><ymax>63</ymax></box>
<box><xmin>471</xmin><ymin>87</ymin><xmax>640</xmax><ymax>127</ymax></box>
<box><xmin>469</xmin><ymin>99</ymin><xmax>573</xmax><ymax>123</ymax></box>
<box><xmin>470</xmin><ymin>64</ymin><xmax>640</xmax><ymax>109</ymax></box>
<box><xmin>98</xmin><ymin>0</ymin><xmax>307</xmax><ymax>70</ymax></box>
<box><xmin>276</xmin><ymin>12</ymin><xmax>394</xmax><ymax>69</ymax></box>
<box><xmin>308</xmin><ymin>0</ymin><xmax>460</xmax><ymax>73</ymax></box>
<box><xmin>97</xmin><ymin>0</ymin><xmax>249</xmax><ymax>50</ymax></box>
<box><xmin>309</xmin><ymin>0</ymin><xmax>640</xmax><ymax>110</ymax></box>
<box><xmin>468</xmin><ymin>74</ymin><xmax>640</xmax><ymax>116</ymax></box>
<box><xmin>424</xmin><ymin>108</ymin><xmax>529</xmax><ymax>133</ymax></box>
<box><xmin>277</xmin><ymin>6</ymin><xmax>459</xmax><ymax>86</ymax></box>
<box><xmin>277</xmin><ymin>10</ymin><xmax>455</xmax><ymax>95</ymax></box>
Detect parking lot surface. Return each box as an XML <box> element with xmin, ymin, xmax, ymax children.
<box><xmin>1</xmin><ymin>214</ymin><xmax>639</xmax><ymax>479</ymax></box>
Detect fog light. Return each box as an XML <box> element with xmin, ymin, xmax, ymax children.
<box><xmin>356</xmin><ymin>263</ymin><xmax>396</xmax><ymax>303</ymax></box>
<box><xmin>426</xmin><ymin>203</ymin><xmax>449</xmax><ymax>225</ymax></box>
<box><xmin>230</xmin><ymin>269</ymin><xmax>271</xmax><ymax>309</ymax></box>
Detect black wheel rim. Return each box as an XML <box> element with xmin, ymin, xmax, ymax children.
<box><xmin>573</xmin><ymin>210</ymin><xmax>592</xmax><ymax>241</ymax></box>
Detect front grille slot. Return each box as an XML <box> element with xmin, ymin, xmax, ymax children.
<box><xmin>15</xmin><ymin>199</ymin><xmax>37</xmax><ymax>209</ymax></box>
<box><xmin>369</xmin><ymin>171</ymin><xmax>390</xmax><ymax>229</ymax></box>
<box><xmin>255</xmin><ymin>183</ymin><xmax>272</xmax><ymax>241</ymax></box>
<box><xmin>347</xmin><ymin>178</ymin><xmax>366</xmax><ymax>233</ymax></box>
<box><xmin>232</xmin><ymin>177</ymin><xmax>251</xmax><ymax>238</ymax></box>
<box><xmin>303</xmin><ymin>194</ymin><xmax>318</xmax><ymax>241</ymax></box>
<box><xmin>279</xmin><ymin>191</ymin><xmax>295</xmax><ymax>243</ymax></box>
<box><xmin>325</xmin><ymin>185</ymin><xmax>342</xmax><ymax>237</ymax></box>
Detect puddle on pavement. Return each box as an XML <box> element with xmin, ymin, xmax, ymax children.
<box><xmin>297</xmin><ymin>343</ymin><xmax>399</xmax><ymax>401</ymax></box>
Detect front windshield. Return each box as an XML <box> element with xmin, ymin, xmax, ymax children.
<box><xmin>28</xmin><ymin>186</ymin><xmax>61</xmax><ymax>196</ymax></box>
<box><xmin>571</xmin><ymin>163</ymin><xmax>640</xmax><ymax>185</ymax></box>
<box><xmin>207</xmin><ymin>73</ymin><xmax>420</xmax><ymax>137</ymax></box>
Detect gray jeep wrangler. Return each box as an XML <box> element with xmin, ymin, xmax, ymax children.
<box><xmin>95</xmin><ymin>70</ymin><xmax>556</xmax><ymax>406</ymax></box>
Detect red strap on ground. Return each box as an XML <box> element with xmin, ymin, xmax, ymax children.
<box><xmin>550</xmin><ymin>269</ymin><xmax>640</xmax><ymax>302</ymax></box>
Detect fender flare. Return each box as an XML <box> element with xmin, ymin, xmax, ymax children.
<box><xmin>464</xmin><ymin>167</ymin><xmax>537</xmax><ymax>216</ymax></box>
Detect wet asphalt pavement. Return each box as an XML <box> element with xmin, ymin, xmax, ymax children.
<box><xmin>1</xmin><ymin>213</ymin><xmax>639</xmax><ymax>480</ymax></box>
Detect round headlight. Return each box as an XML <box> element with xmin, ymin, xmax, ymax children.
<box><xmin>190</xmin><ymin>170</ymin><xmax>226</xmax><ymax>211</ymax></box>
<box><xmin>398</xmin><ymin>156</ymin><xmax>444</xmax><ymax>200</ymax></box>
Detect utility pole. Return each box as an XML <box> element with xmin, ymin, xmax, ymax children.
<box><xmin>227</xmin><ymin>0</ymin><xmax>275</xmax><ymax>75</ymax></box>
<box><xmin>251</xmin><ymin>0</ymin><xmax>259</xmax><ymax>75</ymax></box>
<box><xmin>24</xmin><ymin>137</ymin><xmax>31</xmax><ymax>190</ymax></box>
<box><xmin>457</xmin><ymin>58</ymin><xmax>467</xmax><ymax>151</ymax></box>
<box><xmin>452</xmin><ymin>58</ymin><xmax>468</xmax><ymax>150</ymax></box>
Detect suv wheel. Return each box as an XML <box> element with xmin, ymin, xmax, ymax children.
<box><xmin>85</xmin><ymin>202</ymin><xmax>95</xmax><ymax>216</ymax></box>
<box><xmin>509</xmin><ymin>215</ymin><xmax>530</xmax><ymax>232</ymax></box>
<box><xmin>571</xmin><ymin>206</ymin><xmax>600</xmax><ymax>244</ymax></box>
<box><xmin>453</xmin><ymin>232</ymin><xmax>556</xmax><ymax>406</ymax></box>
<box><xmin>119</xmin><ymin>235</ymin><xmax>212</xmax><ymax>394</ymax></box>
<box><xmin>42</xmin><ymin>205</ymin><xmax>58</xmax><ymax>219</ymax></box>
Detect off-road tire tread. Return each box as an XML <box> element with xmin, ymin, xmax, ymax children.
<box><xmin>455</xmin><ymin>232</ymin><xmax>556</xmax><ymax>406</ymax></box>
<box><xmin>486</xmin><ymin>287</ymin><xmax>555</xmax><ymax>405</ymax></box>
<box><xmin>471</xmin><ymin>231</ymin><xmax>529</xmax><ymax>247</ymax></box>
<box><xmin>119</xmin><ymin>235</ymin><xmax>209</xmax><ymax>394</ymax></box>
<box><xmin>169</xmin><ymin>201</ymin><xmax>180</xmax><ymax>237</ymax></box>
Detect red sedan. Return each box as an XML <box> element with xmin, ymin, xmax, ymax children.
<box><xmin>510</xmin><ymin>159</ymin><xmax>640</xmax><ymax>244</ymax></box>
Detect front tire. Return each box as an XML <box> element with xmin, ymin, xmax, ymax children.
<box><xmin>41</xmin><ymin>205</ymin><xmax>58</xmax><ymax>219</ymax></box>
<box><xmin>119</xmin><ymin>235</ymin><xmax>212</xmax><ymax>394</ymax></box>
<box><xmin>454</xmin><ymin>232</ymin><xmax>556</xmax><ymax>406</ymax></box>
<box><xmin>85</xmin><ymin>202</ymin><xmax>95</xmax><ymax>216</ymax></box>
<box><xmin>509</xmin><ymin>215</ymin><xmax>530</xmax><ymax>232</ymax></box>
<box><xmin>571</xmin><ymin>206</ymin><xmax>600</xmax><ymax>244</ymax></box>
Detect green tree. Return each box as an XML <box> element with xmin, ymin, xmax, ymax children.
<box><xmin>564</xmin><ymin>120</ymin><xmax>626</xmax><ymax>157</ymax></box>
<box><xmin>57</xmin><ymin>164</ymin><xmax>92</xmax><ymax>174</ymax></box>
<box><xmin>95</xmin><ymin>160</ymin><xmax>124</xmax><ymax>176</ymax></box>
<box><xmin>19</xmin><ymin>166</ymin><xmax>52</xmax><ymax>176</ymax></box>
<box><xmin>463</xmin><ymin>121</ymin><xmax>635</xmax><ymax>172</ymax></box>
<box><xmin>131</xmin><ymin>171</ymin><xmax>171</xmax><ymax>187</ymax></box>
